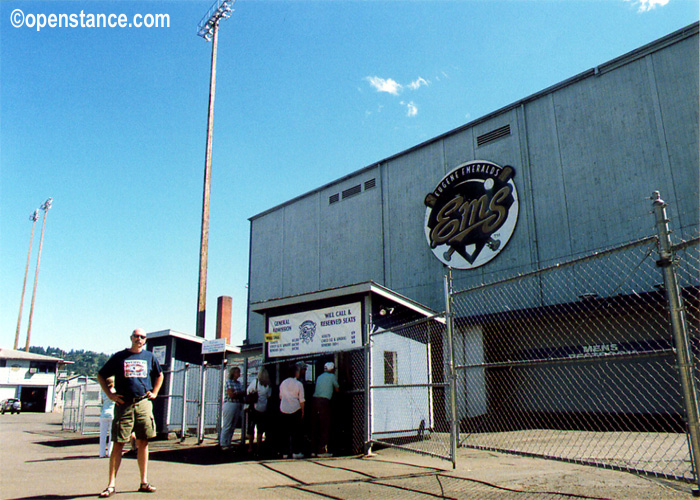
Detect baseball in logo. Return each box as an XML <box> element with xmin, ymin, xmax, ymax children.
<box><xmin>424</xmin><ymin>161</ymin><xmax>519</xmax><ymax>269</ymax></box>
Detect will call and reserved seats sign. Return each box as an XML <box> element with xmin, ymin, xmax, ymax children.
<box><xmin>266</xmin><ymin>302</ymin><xmax>361</xmax><ymax>358</ymax></box>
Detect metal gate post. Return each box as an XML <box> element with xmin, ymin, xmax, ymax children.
<box><xmin>181</xmin><ymin>363</ymin><xmax>190</xmax><ymax>441</ymax></box>
<box><xmin>365</xmin><ymin>321</ymin><xmax>373</xmax><ymax>455</ymax></box>
<box><xmin>444</xmin><ymin>268</ymin><xmax>458</xmax><ymax>469</ymax></box>
<box><xmin>198</xmin><ymin>361</ymin><xmax>208</xmax><ymax>445</ymax></box>
<box><xmin>219</xmin><ymin>360</ymin><xmax>227</xmax><ymax>441</ymax></box>
<box><xmin>652</xmin><ymin>192</ymin><xmax>700</xmax><ymax>494</ymax></box>
<box><xmin>79</xmin><ymin>383</ymin><xmax>87</xmax><ymax>434</ymax></box>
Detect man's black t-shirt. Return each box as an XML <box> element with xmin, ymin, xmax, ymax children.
<box><xmin>98</xmin><ymin>349</ymin><xmax>162</xmax><ymax>401</ymax></box>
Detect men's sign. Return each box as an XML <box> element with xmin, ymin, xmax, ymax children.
<box><xmin>267</xmin><ymin>302</ymin><xmax>361</xmax><ymax>358</ymax></box>
<box><xmin>424</xmin><ymin>160</ymin><xmax>519</xmax><ymax>269</ymax></box>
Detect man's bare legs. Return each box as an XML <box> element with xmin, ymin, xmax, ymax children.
<box><xmin>99</xmin><ymin>441</ymin><xmax>125</xmax><ymax>496</ymax></box>
<box><xmin>108</xmin><ymin>442</ymin><xmax>125</xmax><ymax>487</ymax></box>
<box><xmin>136</xmin><ymin>439</ymin><xmax>149</xmax><ymax>485</ymax></box>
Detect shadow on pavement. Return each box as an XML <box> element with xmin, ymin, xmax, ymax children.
<box><xmin>34</xmin><ymin>436</ymin><xmax>98</xmax><ymax>447</ymax></box>
<box><xmin>4</xmin><ymin>495</ymin><xmax>97</xmax><ymax>500</ymax></box>
<box><xmin>27</xmin><ymin>454</ymin><xmax>100</xmax><ymax>463</ymax></box>
<box><xmin>149</xmin><ymin>443</ymin><xmax>282</xmax><ymax>466</ymax></box>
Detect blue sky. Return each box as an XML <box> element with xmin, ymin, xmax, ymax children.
<box><xmin>1</xmin><ymin>0</ymin><xmax>697</xmax><ymax>356</ymax></box>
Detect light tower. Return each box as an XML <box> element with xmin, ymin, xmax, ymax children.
<box><xmin>14</xmin><ymin>209</ymin><xmax>40</xmax><ymax>350</ymax></box>
<box><xmin>25</xmin><ymin>198</ymin><xmax>52</xmax><ymax>352</ymax></box>
<box><xmin>195</xmin><ymin>0</ymin><xmax>235</xmax><ymax>339</ymax></box>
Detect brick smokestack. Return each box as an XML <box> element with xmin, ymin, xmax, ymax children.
<box><xmin>216</xmin><ymin>296</ymin><xmax>232</xmax><ymax>344</ymax></box>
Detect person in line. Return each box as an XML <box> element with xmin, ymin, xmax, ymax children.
<box><xmin>98</xmin><ymin>377</ymin><xmax>115</xmax><ymax>458</ymax></box>
<box><xmin>245</xmin><ymin>367</ymin><xmax>272</xmax><ymax>455</ymax></box>
<box><xmin>279</xmin><ymin>363</ymin><xmax>305</xmax><ymax>459</ymax></box>
<box><xmin>311</xmin><ymin>362</ymin><xmax>339</xmax><ymax>457</ymax></box>
<box><xmin>96</xmin><ymin>329</ymin><xmax>163</xmax><ymax>498</ymax></box>
<box><xmin>220</xmin><ymin>366</ymin><xmax>244</xmax><ymax>450</ymax></box>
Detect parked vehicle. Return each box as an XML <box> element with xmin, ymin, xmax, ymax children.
<box><xmin>1</xmin><ymin>398</ymin><xmax>21</xmax><ymax>414</ymax></box>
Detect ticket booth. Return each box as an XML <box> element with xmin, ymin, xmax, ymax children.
<box><xmin>250</xmin><ymin>281</ymin><xmax>440</xmax><ymax>455</ymax></box>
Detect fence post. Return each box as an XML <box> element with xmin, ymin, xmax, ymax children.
<box><xmin>365</xmin><ymin>321</ymin><xmax>374</xmax><ymax>455</ymax></box>
<box><xmin>219</xmin><ymin>359</ymin><xmax>227</xmax><ymax>442</ymax></box>
<box><xmin>652</xmin><ymin>191</ymin><xmax>700</xmax><ymax>494</ymax></box>
<box><xmin>181</xmin><ymin>363</ymin><xmax>189</xmax><ymax>441</ymax></box>
<box><xmin>444</xmin><ymin>268</ymin><xmax>458</xmax><ymax>469</ymax></box>
<box><xmin>79</xmin><ymin>383</ymin><xmax>86</xmax><ymax>434</ymax></box>
<box><xmin>198</xmin><ymin>361</ymin><xmax>208</xmax><ymax>445</ymax></box>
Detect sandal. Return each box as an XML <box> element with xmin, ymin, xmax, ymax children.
<box><xmin>138</xmin><ymin>483</ymin><xmax>156</xmax><ymax>493</ymax></box>
<box><xmin>98</xmin><ymin>486</ymin><xmax>115</xmax><ymax>498</ymax></box>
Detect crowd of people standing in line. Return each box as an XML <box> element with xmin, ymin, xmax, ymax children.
<box><xmin>219</xmin><ymin>360</ymin><xmax>339</xmax><ymax>459</ymax></box>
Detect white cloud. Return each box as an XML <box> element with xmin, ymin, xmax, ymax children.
<box><xmin>364</xmin><ymin>75</ymin><xmax>433</xmax><ymax>118</ymax></box>
<box><xmin>364</xmin><ymin>75</ymin><xmax>430</xmax><ymax>94</ymax></box>
<box><xmin>407</xmin><ymin>77</ymin><xmax>429</xmax><ymax>90</ymax></box>
<box><xmin>625</xmin><ymin>0</ymin><xmax>670</xmax><ymax>12</ymax></box>
<box><xmin>401</xmin><ymin>101</ymin><xmax>418</xmax><ymax>117</ymax></box>
<box><xmin>365</xmin><ymin>76</ymin><xmax>402</xmax><ymax>95</ymax></box>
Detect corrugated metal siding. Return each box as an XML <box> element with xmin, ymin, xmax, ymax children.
<box><xmin>246</xmin><ymin>26</ymin><xmax>699</xmax><ymax>343</ymax></box>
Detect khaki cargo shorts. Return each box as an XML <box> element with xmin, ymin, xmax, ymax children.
<box><xmin>112</xmin><ymin>398</ymin><xmax>156</xmax><ymax>442</ymax></box>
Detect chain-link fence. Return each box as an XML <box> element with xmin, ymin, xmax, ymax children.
<box><xmin>449</xmin><ymin>227</ymin><xmax>699</xmax><ymax>481</ymax></box>
<box><xmin>368</xmin><ymin>314</ymin><xmax>451</xmax><ymax>461</ymax></box>
<box><xmin>61</xmin><ymin>380</ymin><xmax>101</xmax><ymax>434</ymax></box>
<box><xmin>159</xmin><ymin>361</ymin><xmax>228</xmax><ymax>442</ymax></box>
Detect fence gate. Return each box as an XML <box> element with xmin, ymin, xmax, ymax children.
<box><xmin>448</xmin><ymin>194</ymin><xmax>700</xmax><ymax>484</ymax></box>
<box><xmin>158</xmin><ymin>361</ymin><xmax>226</xmax><ymax>443</ymax></box>
<box><xmin>367</xmin><ymin>314</ymin><xmax>454</xmax><ymax>463</ymax></box>
<box><xmin>61</xmin><ymin>381</ymin><xmax>101</xmax><ymax>434</ymax></box>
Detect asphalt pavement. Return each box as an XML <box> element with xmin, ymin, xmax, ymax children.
<box><xmin>0</xmin><ymin>412</ymin><xmax>695</xmax><ymax>500</ymax></box>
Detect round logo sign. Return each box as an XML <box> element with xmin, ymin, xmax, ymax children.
<box><xmin>424</xmin><ymin>160</ymin><xmax>519</xmax><ymax>269</ymax></box>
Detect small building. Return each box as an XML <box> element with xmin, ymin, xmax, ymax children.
<box><xmin>0</xmin><ymin>348</ymin><xmax>66</xmax><ymax>412</ymax></box>
<box><xmin>251</xmin><ymin>281</ymin><xmax>443</xmax><ymax>454</ymax></box>
<box><xmin>145</xmin><ymin>329</ymin><xmax>241</xmax><ymax>436</ymax></box>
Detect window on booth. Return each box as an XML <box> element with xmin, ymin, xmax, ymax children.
<box><xmin>384</xmin><ymin>351</ymin><xmax>397</xmax><ymax>385</ymax></box>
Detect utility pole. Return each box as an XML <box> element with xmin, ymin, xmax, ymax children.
<box><xmin>195</xmin><ymin>0</ymin><xmax>235</xmax><ymax>339</ymax></box>
<box><xmin>14</xmin><ymin>209</ymin><xmax>40</xmax><ymax>350</ymax></box>
<box><xmin>25</xmin><ymin>198</ymin><xmax>52</xmax><ymax>352</ymax></box>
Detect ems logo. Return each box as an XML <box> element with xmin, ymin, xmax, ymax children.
<box><xmin>424</xmin><ymin>160</ymin><xmax>519</xmax><ymax>269</ymax></box>
<box><xmin>299</xmin><ymin>320</ymin><xmax>317</xmax><ymax>344</ymax></box>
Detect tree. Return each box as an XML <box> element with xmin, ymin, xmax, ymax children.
<box><xmin>29</xmin><ymin>346</ymin><xmax>109</xmax><ymax>377</ymax></box>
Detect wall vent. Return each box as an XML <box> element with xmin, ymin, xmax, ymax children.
<box><xmin>329</xmin><ymin>193</ymin><xmax>339</xmax><ymax>204</ymax></box>
<box><xmin>476</xmin><ymin>124</ymin><xmax>511</xmax><ymax>147</ymax></box>
<box><xmin>364</xmin><ymin>178</ymin><xmax>376</xmax><ymax>190</ymax></box>
<box><xmin>342</xmin><ymin>184</ymin><xmax>362</xmax><ymax>199</ymax></box>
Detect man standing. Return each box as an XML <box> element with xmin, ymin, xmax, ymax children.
<box><xmin>220</xmin><ymin>366</ymin><xmax>245</xmax><ymax>450</ymax></box>
<box><xmin>96</xmin><ymin>329</ymin><xmax>163</xmax><ymax>497</ymax></box>
<box><xmin>311</xmin><ymin>361</ymin><xmax>339</xmax><ymax>457</ymax></box>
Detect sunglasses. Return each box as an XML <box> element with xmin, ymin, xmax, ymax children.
<box><xmin>132</xmin><ymin>334</ymin><xmax>147</xmax><ymax>340</ymax></box>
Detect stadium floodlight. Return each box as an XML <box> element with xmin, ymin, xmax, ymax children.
<box><xmin>25</xmin><ymin>198</ymin><xmax>52</xmax><ymax>352</ymax></box>
<box><xmin>197</xmin><ymin>0</ymin><xmax>235</xmax><ymax>40</ymax></box>
<box><xmin>195</xmin><ymin>0</ymin><xmax>235</xmax><ymax>339</ymax></box>
<box><xmin>14</xmin><ymin>209</ymin><xmax>40</xmax><ymax>350</ymax></box>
